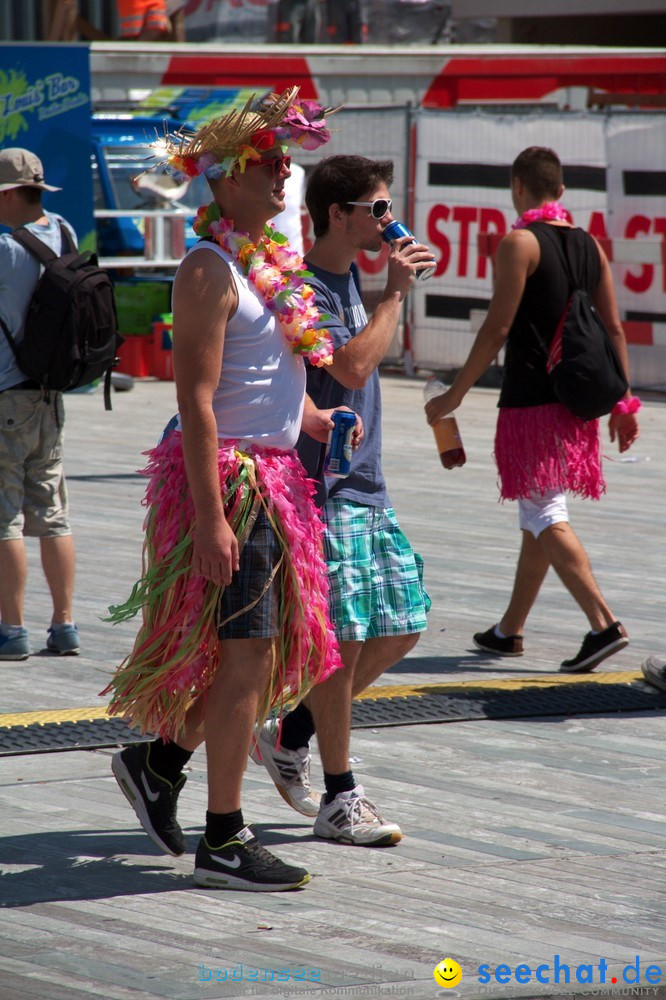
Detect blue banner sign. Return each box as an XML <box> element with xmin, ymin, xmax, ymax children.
<box><xmin>0</xmin><ymin>44</ymin><xmax>94</xmax><ymax>249</ymax></box>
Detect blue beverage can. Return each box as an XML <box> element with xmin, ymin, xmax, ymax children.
<box><xmin>382</xmin><ymin>220</ymin><xmax>436</xmax><ymax>281</ymax></box>
<box><xmin>323</xmin><ymin>410</ymin><xmax>356</xmax><ymax>479</ymax></box>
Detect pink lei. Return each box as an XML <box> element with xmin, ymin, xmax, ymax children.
<box><xmin>103</xmin><ymin>434</ymin><xmax>341</xmax><ymax>741</ymax></box>
<box><xmin>512</xmin><ymin>201</ymin><xmax>570</xmax><ymax>230</ymax></box>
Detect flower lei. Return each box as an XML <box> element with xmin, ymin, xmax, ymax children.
<box><xmin>193</xmin><ymin>201</ymin><xmax>333</xmax><ymax>368</ymax></box>
<box><xmin>512</xmin><ymin>201</ymin><xmax>570</xmax><ymax>230</ymax></box>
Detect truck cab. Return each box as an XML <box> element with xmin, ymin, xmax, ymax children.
<box><xmin>90</xmin><ymin>114</ymin><xmax>208</xmax><ymax>257</ymax></box>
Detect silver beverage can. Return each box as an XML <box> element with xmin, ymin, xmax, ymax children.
<box><xmin>323</xmin><ymin>410</ymin><xmax>356</xmax><ymax>479</ymax></box>
<box><xmin>382</xmin><ymin>220</ymin><xmax>436</xmax><ymax>280</ymax></box>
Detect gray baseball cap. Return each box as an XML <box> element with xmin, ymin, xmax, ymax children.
<box><xmin>0</xmin><ymin>148</ymin><xmax>61</xmax><ymax>192</ymax></box>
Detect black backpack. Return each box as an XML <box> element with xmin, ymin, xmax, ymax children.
<box><xmin>537</xmin><ymin>225</ymin><xmax>628</xmax><ymax>422</ymax></box>
<box><xmin>0</xmin><ymin>223</ymin><xmax>122</xmax><ymax>410</ymax></box>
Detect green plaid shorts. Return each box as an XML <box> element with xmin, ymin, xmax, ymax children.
<box><xmin>322</xmin><ymin>499</ymin><xmax>430</xmax><ymax>641</ymax></box>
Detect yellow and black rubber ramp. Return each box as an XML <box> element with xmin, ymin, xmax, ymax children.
<box><xmin>1</xmin><ymin>671</ymin><xmax>664</xmax><ymax>757</ymax></box>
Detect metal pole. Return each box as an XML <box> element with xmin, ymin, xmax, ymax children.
<box><xmin>403</xmin><ymin>101</ymin><xmax>416</xmax><ymax>377</ymax></box>
<box><xmin>0</xmin><ymin>2</ymin><xmax>12</xmax><ymax>39</ymax></box>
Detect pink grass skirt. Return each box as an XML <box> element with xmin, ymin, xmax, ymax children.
<box><xmin>102</xmin><ymin>433</ymin><xmax>341</xmax><ymax>740</ymax></box>
<box><xmin>494</xmin><ymin>403</ymin><xmax>605</xmax><ymax>502</ymax></box>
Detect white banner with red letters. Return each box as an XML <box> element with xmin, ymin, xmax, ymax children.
<box><xmin>605</xmin><ymin>116</ymin><xmax>666</xmax><ymax>324</ymax></box>
<box><xmin>409</xmin><ymin>111</ymin><xmax>666</xmax><ymax>373</ymax></box>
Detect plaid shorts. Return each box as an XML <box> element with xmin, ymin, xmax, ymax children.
<box><xmin>0</xmin><ymin>390</ymin><xmax>70</xmax><ymax>539</ymax></box>
<box><xmin>323</xmin><ymin>499</ymin><xmax>430</xmax><ymax>641</ymax></box>
<box><xmin>217</xmin><ymin>506</ymin><xmax>281</xmax><ymax>640</ymax></box>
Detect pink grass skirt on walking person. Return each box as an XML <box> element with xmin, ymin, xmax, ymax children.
<box><xmin>102</xmin><ymin>432</ymin><xmax>341</xmax><ymax>741</ymax></box>
<box><xmin>494</xmin><ymin>403</ymin><xmax>605</xmax><ymax>502</ymax></box>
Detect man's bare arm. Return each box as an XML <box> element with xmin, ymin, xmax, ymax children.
<box><xmin>592</xmin><ymin>240</ymin><xmax>632</xmax><ymax>386</ymax></box>
<box><xmin>592</xmin><ymin>239</ymin><xmax>639</xmax><ymax>452</ymax></box>
<box><xmin>426</xmin><ymin>229</ymin><xmax>536</xmax><ymax>424</ymax></box>
<box><xmin>172</xmin><ymin>249</ymin><xmax>240</xmax><ymax>585</ymax></box>
<box><xmin>326</xmin><ymin>237</ymin><xmax>434</xmax><ymax>390</ymax></box>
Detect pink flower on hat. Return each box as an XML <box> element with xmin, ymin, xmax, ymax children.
<box><xmin>274</xmin><ymin>100</ymin><xmax>332</xmax><ymax>150</ymax></box>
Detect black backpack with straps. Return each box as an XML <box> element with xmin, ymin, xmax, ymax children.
<box><xmin>0</xmin><ymin>223</ymin><xmax>122</xmax><ymax>410</ymax></box>
<box><xmin>536</xmin><ymin>224</ymin><xmax>628</xmax><ymax>422</ymax></box>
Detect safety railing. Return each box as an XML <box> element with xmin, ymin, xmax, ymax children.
<box><xmin>95</xmin><ymin>209</ymin><xmax>188</xmax><ymax>270</ymax></box>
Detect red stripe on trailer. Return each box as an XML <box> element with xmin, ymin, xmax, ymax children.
<box><xmin>623</xmin><ymin>322</ymin><xmax>654</xmax><ymax>346</ymax></box>
<box><xmin>423</xmin><ymin>55</ymin><xmax>666</xmax><ymax>108</ymax></box>
<box><xmin>162</xmin><ymin>55</ymin><xmax>319</xmax><ymax>99</ymax></box>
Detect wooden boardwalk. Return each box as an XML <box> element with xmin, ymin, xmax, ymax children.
<box><xmin>1</xmin><ymin>377</ymin><xmax>665</xmax><ymax>1000</ymax></box>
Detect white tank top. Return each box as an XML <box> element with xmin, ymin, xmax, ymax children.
<box><xmin>181</xmin><ymin>241</ymin><xmax>305</xmax><ymax>449</ymax></box>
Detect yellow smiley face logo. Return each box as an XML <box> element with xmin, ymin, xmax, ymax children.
<box><xmin>434</xmin><ymin>958</ymin><xmax>463</xmax><ymax>988</ymax></box>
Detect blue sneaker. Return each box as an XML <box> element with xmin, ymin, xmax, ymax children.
<box><xmin>0</xmin><ymin>627</ymin><xmax>29</xmax><ymax>661</ymax></box>
<box><xmin>46</xmin><ymin>623</ymin><xmax>80</xmax><ymax>655</ymax></box>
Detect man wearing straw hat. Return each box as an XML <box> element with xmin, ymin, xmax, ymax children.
<box><xmin>106</xmin><ymin>89</ymin><xmax>344</xmax><ymax>891</ymax></box>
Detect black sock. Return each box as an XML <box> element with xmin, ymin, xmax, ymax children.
<box><xmin>147</xmin><ymin>738</ymin><xmax>193</xmax><ymax>784</ymax></box>
<box><xmin>323</xmin><ymin>770</ymin><xmax>356</xmax><ymax>803</ymax></box>
<box><xmin>279</xmin><ymin>702</ymin><xmax>315</xmax><ymax>751</ymax></box>
<box><xmin>205</xmin><ymin>810</ymin><xmax>245</xmax><ymax>846</ymax></box>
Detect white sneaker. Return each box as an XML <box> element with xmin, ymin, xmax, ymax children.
<box><xmin>250</xmin><ymin>719</ymin><xmax>320</xmax><ymax>818</ymax></box>
<box><xmin>313</xmin><ymin>785</ymin><xmax>402</xmax><ymax>846</ymax></box>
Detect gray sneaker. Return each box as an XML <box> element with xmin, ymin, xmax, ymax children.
<box><xmin>250</xmin><ymin>719</ymin><xmax>320</xmax><ymax>817</ymax></box>
<box><xmin>193</xmin><ymin>826</ymin><xmax>310</xmax><ymax>892</ymax></box>
<box><xmin>641</xmin><ymin>655</ymin><xmax>666</xmax><ymax>694</ymax></box>
<box><xmin>0</xmin><ymin>627</ymin><xmax>29</xmax><ymax>661</ymax></box>
<box><xmin>47</xmin><ymin>623</ymin><xmax>80</xmax><ymax>655</ymax></box>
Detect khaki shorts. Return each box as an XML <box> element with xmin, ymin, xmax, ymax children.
<box><xmin>0</xmin><ymin>390</ymin><xmax>70</xmax><ymax>539</ymax></box>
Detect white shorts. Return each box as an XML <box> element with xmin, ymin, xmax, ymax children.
<box><xmin>517</xmin><ymin>489</ymin><xmax>569</xmax><ymax>538</ymax></box>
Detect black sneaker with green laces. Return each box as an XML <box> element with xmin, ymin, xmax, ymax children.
<box><xmin>112</xmin><ymin>742</ymin><xmax>186</xmax><ymax>856</ymax></box>
<box><xmin>193</xmin><ymin>825</ymin><xmax>310</xmax><ymax>891</ymax></box>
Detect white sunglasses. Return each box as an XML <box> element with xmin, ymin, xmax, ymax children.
<box><xmin>346</xmin><ymin>198</ymin><xmax>392</xmax><ymax>220</ymax></box>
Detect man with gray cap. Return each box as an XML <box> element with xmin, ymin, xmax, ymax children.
<box><xmin>0</xmin><ymin>148</ymin><xmax>80</xmax><ymax>659</ymax></box>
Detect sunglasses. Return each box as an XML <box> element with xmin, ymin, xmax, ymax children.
<box><xmin>245</xmin><ymin>154</ymin><xmax>291</xmax><ymax>177</ymax></box>
<box><xmin>346</xmin><ymin>198</ymin><xmax>392</xmax><ymax>220</ymax></box>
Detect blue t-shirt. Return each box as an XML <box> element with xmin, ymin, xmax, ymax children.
<box><xmin>296</xmin><ymin>262</ymin><xmax>388</xmax><ymax>509</ymax></box>
<box><xmin>0</xmin><ymin>213</ymin><xmax>77</xmax><ymax>389</ymax></box>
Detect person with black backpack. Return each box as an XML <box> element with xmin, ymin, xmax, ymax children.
<box><xmin>425</xmin><ymin>145</ymin><xmax>640</xmax><ymax>673</ymax></box>
<box><xmin>0</xmin><ymin>148</ymin><xmax>80</xmax><ymax>659</ymax></box>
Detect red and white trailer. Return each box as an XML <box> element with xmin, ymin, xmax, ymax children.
<box><xmin>90</xmin><ymin>42</ymin><xmax>666</xmax><ymax>382</ymax></box>
<box><xmin>90</xmin><ymin>43</ymin><xmax>666</xmax><ymax>111</ymax></box>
